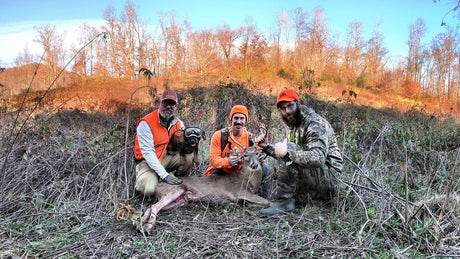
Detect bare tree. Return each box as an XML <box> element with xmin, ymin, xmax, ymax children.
<box><xmin>364</xmin><ymin>22</ymin><xmax>388</xmax><ymax>87</ymax></box>
<box><xmin>430</xmin><ymin>26</ymin><xmax>459</xmax><ymax>101</ymax></box>
<box><xmin>306</xmin><ymin>7</ymin><xmax>330</xmax><ymax>79</ymax></box>
<box><xmin>14</xmin><ymin>45</ymin><xmax>35</xmax><ymax>67</ymax></box>
<box><xmin>73</xmin><ymin>23</ymin><xmax>99</xmax><ymax>76</ymax></box>
<box><xmin>407</xmin><ymin>18</ymin><xmax>428</xmax><ymax>84</ymax></box>
<box><xmin>34</xmin><ymin>24</ymin><xmax>65</xmax><ymax>74</ymax></box>
<box><xmin>145</xmin><ymin>34</ymin><xmax>161</xmax><ymax>79</ymax></box>
<box><xmin>216</xmin><ymin>24</ymin><xmax>241</xmax><ymax>64</ymax></box>
<box><xmin>343</xmin><ymin>20</ymin><xmax>366</xmax><ymax>84</ymax></box>
<box><xmin>120</xmin><ymin>3</ymin><xmax>145</xmax><ymax>78</ymax></box>
<box><xmin>248</xmin><ymin>33</ymin><xmax>269</xmax><ymax>66</ymax></box>
<box><xmin>159</xmin><ymin>12</ymin><xmax>184</xmax><ymax>77</ymax></box>
<box><xmin>294</xmin><ymin>7</ymin><xmax>331</xmax><ymax>85</ymax></box>
<box><xmin>185</xmin><ymin>25</ymin><xmax>219</xmax><ymax>78</ymax></box>
<box><xmin>238</xmin><ymin>17</ymin><xmax>256</xmax><ymax>70</ymax></box>
<box><xmin>272</xmin><ymin>10</ymin><xmax>290</xmax><ymax>70</ymax></box>
<box><xmin>293</xmin><ymin>7</ymin><xmax>308</xmax><ymax>50</ymax></box>
<box><xmin>293</xmin><ymin>7</ymin><xmax>312</xmax><ymax>88</ymax></box>
<box><xmin>103</xmin><ymin>5</ymin><xmax>122</xmax><ymax>77</ymax></box>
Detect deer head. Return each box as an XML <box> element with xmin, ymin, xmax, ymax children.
<box><xmin>240</xmin><ymin>146</ymin><xmax>261</xmax><ymax>170</ymax></box>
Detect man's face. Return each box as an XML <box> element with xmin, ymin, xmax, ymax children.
<box><xmin>231</xmin><ymin>113</ymin><xmax>246</xmax><ymax>130</ymax></box>
<box><xmin>279</xmin><ymin>100</ymin><xmax>300</xmax><ymax>127</ymax></box>
<box><xmin>159</xmin><ymin>99</ymin><xmax>177</xmax><ymax>120</ymax></box>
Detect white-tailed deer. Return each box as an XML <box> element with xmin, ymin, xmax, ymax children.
<box><xmin>142</xmin><ymin>146</ymin><xmax>272</xmax><ymax>232</ymax></box>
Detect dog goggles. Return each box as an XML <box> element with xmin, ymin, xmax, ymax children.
<box><xmin>184</xmin><ymin>126</ymin><xmax>202</xmax><ymax>139</ymax></box>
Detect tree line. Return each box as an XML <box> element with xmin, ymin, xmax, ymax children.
<box><xmin>13</xmin><ymin>3</ymin><xmax>460</xmax><ymax>102</ymax></box>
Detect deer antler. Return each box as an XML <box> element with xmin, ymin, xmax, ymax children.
<box><xmin>252</xmin><ymin>125</ymin><xmax>268</xmax><ymax>147</ymax></box>
<box><xmin>229</xmin><ymin>131</ymin><xmax>247</xmax><ymax>150</ymax></box>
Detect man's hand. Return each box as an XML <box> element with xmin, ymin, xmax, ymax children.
<box><xmin>163</xmin><ymin>174</ymin><xmax>183</xmax><ymax>185</ymax></box>
<box><xmin>258</xmin><ymin>151</ymin><xmax>265</xmax><ymax>162</ymax></box>
<box><xmin>274</xmin><ymin>138</ymin><xmax>288</xmax><ymax>158</ymax></box>
<box><xmin>228</xmin><ymin>153</ymin><xmax>240</xmax><ymax>167</ymax></box>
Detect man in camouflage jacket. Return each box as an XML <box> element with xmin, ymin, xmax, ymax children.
<box><xmin>257</xmin><ymin>89</ymin><xmax>343</xmax><ymax>216</ymax></box>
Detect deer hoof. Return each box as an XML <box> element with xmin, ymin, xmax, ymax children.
<box><xmin>143</xmin><ymin>223</ymin><xmax>154</xmax><ymax>235</ymax></box>
<box><xmin>142</xmin><ymin>211</ymin><xmax>157</xmax><ymax>235</ymax></box>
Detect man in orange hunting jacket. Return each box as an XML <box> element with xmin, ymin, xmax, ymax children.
<box><xmin>134</xmin><ymin>89</ymin><xmax>186</xmax><ymax>196</ymax></box>
<box><xmin>204</xmin><ymin>104</ymin><xmax>268</xmax><ymax>176</ymax></box>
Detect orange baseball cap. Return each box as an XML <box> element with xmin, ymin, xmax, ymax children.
<box><xmin>276</xmin><ymin>89</ymin><xmax>299</xmax><ymax>107</ymax></box>
<box><xmin>229</xmin><ymin>104</ymin><xmax>249</xmax><ymax>120</ymax></box>
<box><xmin>160</xmin><ymin>89</ymin><xmax>178</xmax><ymax>103</ymax></box>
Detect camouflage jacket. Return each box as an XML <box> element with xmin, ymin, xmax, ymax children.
<box><xmin>265</xmin><ymin>105</ymin><xmax>343</xmax><ymax>173</ymax></box>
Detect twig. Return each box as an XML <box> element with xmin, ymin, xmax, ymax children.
<box><xmin>1</xmin><ymin>211</ymin><xmax>88</xmax><ymax>224</ymax></box>
<box><xmin>1</xmin><ymin>32</ymin><xmax>108</xmax><ymax>176</ymax></box>
<box><xmin>338</xmin><ymin>178</ymin><xmax>370</xmax><ymax>246</ymax></box>
<box><xmin>275</xmin><ymin>219</ymin><xmax>280</xmax><ymax>259</ymax></box>
<box><xmin>123</xmin><ymin>85</ymin><xmax>155</xmax><ymax>199</ymax></box>
<box><xmin>404</xmin><ymin>136</ymin><xmax>409</xmax><ymax>225</ymax></box>
<box><xmin>78</xmin><ymin>149</ymin><xmax>124</xmax><ymax>199</ymax></box>
<box><xmin>1</xmin><ymin>52</ymin><xmax>45</xmax><ymax>179</ymax></box>
<box><xmin>344</xmin><ymin>154</ymin><xmax>416</xmax><ymax>206</ymax></box>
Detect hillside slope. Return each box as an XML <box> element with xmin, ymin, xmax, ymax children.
<box><xmin>2</xmin><ymin>73</ymin><xmax>459</xmax><ymax>123</ymax></box>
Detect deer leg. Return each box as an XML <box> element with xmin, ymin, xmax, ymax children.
<box><xmin>161</xmin><ymin>190</ymin><xmax>195</xmax><ymax>210</ymax></box>
<box><xmin>238</xmin><ymin>191</ymin><xmax>273</xmax><ymax>207</ymax></box>
<box><xmin>143</xmin><ymin>188</ymin><xmax>186</xmax><ymax>233</ymax></box>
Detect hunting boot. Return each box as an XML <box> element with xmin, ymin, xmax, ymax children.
<box><xmin>259</xmin><ymin>198</ymin><xmax>295</xmax><ymax>216</ymax></box>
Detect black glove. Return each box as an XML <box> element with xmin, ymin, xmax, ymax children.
<box><xmin>163</xmin><ymin>174</ymin><xmax>183</xmax><ymax>185</ymax></box>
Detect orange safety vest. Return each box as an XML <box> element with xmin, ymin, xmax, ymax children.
<box><xmin>134</xmin><ymin>110</ymin><xmax>181</xmax><ymax>162</ymax></box>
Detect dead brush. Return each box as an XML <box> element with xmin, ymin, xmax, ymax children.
<box><xmin>0</xmin><ymin>80</ymin><xmax>459</xmax><ymax>257</ymax></box>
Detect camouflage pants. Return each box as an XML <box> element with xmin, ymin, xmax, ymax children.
<box><xmin>274</xmin><ymin>143</ymin><xmax>338</xmax><ymax>203</ymax></box>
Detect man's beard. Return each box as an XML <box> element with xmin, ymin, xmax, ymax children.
<box><xmin>159</xmin><ymin>109</ymin><xmax>174</xmax><ymax>121</ymax></box>
<box><xmin>282</xmin><ymin>107</ymin><xmax>301</xmax><ymax>128</ymax></box>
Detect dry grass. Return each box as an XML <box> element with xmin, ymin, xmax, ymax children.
<box><xmin>0</xmin><ymin>84</ymin><xmax>459</xmax><ymax>258</ymax></box>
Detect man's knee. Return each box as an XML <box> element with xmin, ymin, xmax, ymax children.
<box><xmin>162</xmin><ymin>153</ymin><xmax>194</xmax><ymax>177</ymax></box>
<box><xmin>212</xmin><ymin>168</ymin><xmax>226</xmax><ymax>176</ymax></box>
<box><xmin>135</xmin><ymin>161</ymin><xmax>159</xmax><ymax>196</ymax></box>
<box><xmin>261</xmin><ymin>163</ymin><xmax>269</xmax><ymax>179</ymax></box>
<box><xmin>135</xmin><ymin>183</ymin><xmax>157</xmax><ymax>197</ymax></box>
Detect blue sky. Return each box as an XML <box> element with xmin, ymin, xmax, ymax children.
<box><xmin>0</xmin><ymin>0</ymin><xmax>458</xmax><ymax>67</ymax></box>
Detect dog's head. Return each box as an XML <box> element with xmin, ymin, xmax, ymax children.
<box><xmin>183</xmin><ymin>126</ymin><xmax>206</xmax><ymax>147</ymax></box>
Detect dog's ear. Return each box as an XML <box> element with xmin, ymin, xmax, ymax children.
<box><xmin>201</xmin><ymin>128</ymin><xmax>206</xmax><ymax>140</ymax></box>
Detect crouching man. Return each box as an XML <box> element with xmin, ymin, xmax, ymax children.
<box><xmin>257</xmin><ymin>89</ymin><xmax>343</xmax><ymax>216</ymax></box>
<box><xmin>204</xmin><ymin>104</ymin><xmax>268</xmax><ymax>177</ymax></box>
<box><xmin>134</xmin><ymin>89</ymin><xmax>187</xmax><ymax>197</ymax></box>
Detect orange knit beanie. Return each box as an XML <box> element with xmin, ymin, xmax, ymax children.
<box><xmin>229</xmin><ymin>105</ymin><xmax>249</xmax><ymax>120</ymax></box>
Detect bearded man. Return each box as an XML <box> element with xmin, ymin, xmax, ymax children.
<box><xmin>257</xmin><ymin>89</ymin><xmax>343</xmax><ymax>216</ymax></box>
<box><xmin>134</xmin><ymin>89</ymin><xmax>185</xmax><ymax>197</ymax></box>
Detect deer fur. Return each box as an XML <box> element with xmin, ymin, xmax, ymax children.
<box><xmin>142</xmin><ymin>146</ymin><xmax>272</xmax><ymax>232</ymax></box>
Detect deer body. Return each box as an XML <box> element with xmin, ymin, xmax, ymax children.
<box><xmin>143</xmin><ymin>147</ymin><xmax>272</xmax><ymax>231</ymax></box>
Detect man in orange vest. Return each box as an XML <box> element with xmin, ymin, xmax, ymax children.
<box><xmin>204</xmin><ymin>104</ymin><xmax>268</xmax><ymax>176</ymax></box>
<box><xmin>134</xmin><ymin>89</ymin><xmax>185</xmax><ymax>197</ymax></box>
